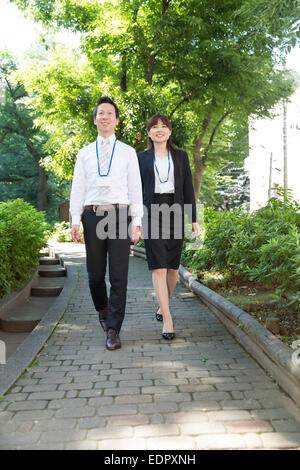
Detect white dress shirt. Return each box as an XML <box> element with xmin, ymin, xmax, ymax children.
<box><xmin>154</xmin><ymin>153</ymin><xmax>175</xmax><ymax>194</ymax></box>
<box><xmin>70</xmin><ymin>133</ymin><xmax>143</xmax><ymax>226</ymax></box>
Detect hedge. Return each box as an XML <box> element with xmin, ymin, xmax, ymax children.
<box><xmin>0</xmin><ymin>199</ymin><xmax>49</xmax><ymax>298</ymax></box>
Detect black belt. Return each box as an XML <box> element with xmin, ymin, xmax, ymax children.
<box><xmin>84</xmin><ymin>204</ymin><xmax>128</xmax><ymax>212</ymax></box>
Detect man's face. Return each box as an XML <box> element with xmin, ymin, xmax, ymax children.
<box><xmin>94</xmin><ymin>103</ymin><xmax>119</xmax><ymax>136</ymax></box>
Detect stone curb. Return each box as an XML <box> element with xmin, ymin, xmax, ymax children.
<box><xmin>131</xmin><ymin>246</ymin><xmax>300</xmax><ymax>408</ymax></box>
<box><xmin>0</xmin><ymin>246</ymin><xmax>78</xmax><ymax>397</ymax></box>
<box><xmin>0</xmin><ymin>269</ymin><xmax>39</xmax><ymax>320</ymax></box>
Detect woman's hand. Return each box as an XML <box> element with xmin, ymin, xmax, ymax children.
<box><xmin>191</xmin><ymin>222</ymin><xmax>201</xmax><ymax>239</ymax></box>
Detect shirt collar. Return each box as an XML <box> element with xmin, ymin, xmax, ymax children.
<box><xmin>97</xmin><ymin>133</ymin><xmax>116</xmax><ymax>145</ymax></box>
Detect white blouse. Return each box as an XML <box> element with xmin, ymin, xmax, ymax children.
<box><xmin>154</xmin><ymin>153</ymin><xmax>175</xmax><ymax>194</ymax></box>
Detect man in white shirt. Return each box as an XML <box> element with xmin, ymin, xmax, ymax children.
<box><xmin>70</xmin><ymin>96</ymin><xmax>143</xmax><ymax>350</ymax></box>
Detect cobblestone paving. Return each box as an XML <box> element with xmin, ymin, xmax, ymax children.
<box><xmin>1</xmin><ymin>247</ymin><xmax>300</xmax><ymax>450</ymax></box>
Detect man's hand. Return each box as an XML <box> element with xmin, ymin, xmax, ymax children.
<box><xmin>131</xmin><ymin>225</ymin><xmax>142</xmax><ymax>245</ymax></box>
<box><xmin>71</xmin><ymin>224</ymin><xmax>81</xmax><ymax>242</ymax></box>
<box><xmin>191</xmin><ymin>222</ymin><xmax>201</xmax><ymax>239</ymax></box>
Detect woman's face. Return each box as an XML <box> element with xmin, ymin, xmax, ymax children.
<box><xmin>148</xmin><ymin>119</ymin><xmax>172</xmax><ymax>145</ymax></box>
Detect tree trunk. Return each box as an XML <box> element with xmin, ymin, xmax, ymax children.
<box><xmin>192</xmin><ymin>151</ymin><xmax>206</xmax><ymax>201</ymax></box>
<box><xmin>144</xmin><ymin>1</ymin><xmax>170</xmax><ymax>86</ymax></box>
<box><xmin>4</xmin><ymin>76</ymin><xmax>49</xmax><ymax>212</ymax></box>
<box><xmin>36</xmin><ymin>164</ymin><xmax>48</xmax><ymax>211</ymax></box>
<box><xmin>162</xmin><ymin>0</ymin><xmax>170</xmax><ymax>16</ymax></box>
<box><xmin>191</xmin><ymin>107</ymin><xmax>230</xmax><ymax>200</ymax></box>
<box><xmin>191</xmin><ymin>114</ymin><xmax>212</xmax><ymax>200</ymax></box>
<box><xmin>121</xmin><ymin>51</ymin><xmax>127</xmax><ymax>92</ymax></box>
<box><xmin>25</xmin><ymin>141</ymin><xmax>48</xmax><ymax>211</ymax></box>
<box><xmin>147</xmin><ymin>50</ymin><xmax>155</xmax><ymax>85</ymax></box>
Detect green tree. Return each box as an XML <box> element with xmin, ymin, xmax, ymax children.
<box><xmin>199</xmin><ymin>118</ymin><xmax>250</xmax><ymax>209</ymax></box>
<box><xmin>10</xmin><ymin>0</ymin><xmax>299</xmax><ymax>198</ymax></box>
<box><xmin>0</xmin><ymin>134</ymin><xmax>39</xmax><ymax>205</ymax></box>
<box><xmin>16</xmin><ymin>47</ymin><xmax>100</xmax><ymax>179</ymax></box>
<box><xmin>236</xmin><ymin>0</ymin><xmax>300</xmax><ymax>52</ymax></box>
<box><xmin>0</xmin><ymin>52</ymin><xmax>49</xmax><ymax>210</ymax></box>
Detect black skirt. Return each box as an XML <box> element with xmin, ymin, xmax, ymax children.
<box><xmin>143</xmin><ymin>194</ymin><xmax>184</xmax><ymax>271</ymax></box>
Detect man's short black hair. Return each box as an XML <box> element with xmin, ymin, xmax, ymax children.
<box><xmin>93</xmin><ymin>96</ymin><xmax>119</xmax><ymax>120</ymax></box>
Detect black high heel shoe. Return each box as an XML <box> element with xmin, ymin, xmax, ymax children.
<box><xmin>155</xmin><ymin>309</ymin><xmax>163</xmax><ymax>322</ymax></box>
<box><xmin>162</xmin><ymin>332</ymin><xmax>175</xmax><ymax>340</ymax></box>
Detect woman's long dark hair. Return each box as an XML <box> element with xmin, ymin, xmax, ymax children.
<box><xmin>146</xmin><ymin>114</ymin><xmax>182</xmax><ymax>174</ymax></box>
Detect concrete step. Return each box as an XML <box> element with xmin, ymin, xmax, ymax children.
<box><xmin>39</xmin><ymin>257</ymin><xmax>60</xmax><ymax>266</ymax></box>
<box><xmin>31</xmin><ymin>277</ymin><xmax>65</xmax><ymax>297</ymax></box>
<box><xmin>0</xmin><ymin>251</ymin><xmax>66</xmax><ymax>347</ymax></box>
<box><xmin>38</xmin><ymin>266</ymin><xmax>66</xmax><ymax>278</ymax></box>
<box><xmin>0</xmin><ymin>297</ymin><xmax>55</xmax><ymax>333</ymax></box>
<box><xmin>0</xmin><ymin>330</ymin><xmax>29</xmax><ymax>357</ymax></box>
<box><xmin>39</xmin><ymin>250</ymin><xmax>49</xmax><ymax>257</ymax></box>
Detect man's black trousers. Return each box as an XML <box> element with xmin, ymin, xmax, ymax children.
<box><xmin>81</xmin><ymin>208</ymin><xmax>131</xmax><ymax>334</ymax></box>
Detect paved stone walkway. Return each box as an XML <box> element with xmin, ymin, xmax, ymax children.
<box><xmin>1</xmin><ymin>244</ymin><xmax>300</xmax><ymax>450</ymax></box>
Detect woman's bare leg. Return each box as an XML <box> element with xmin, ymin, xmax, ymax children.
<box><xmin>156</xmin><ymin>268</ymin><xmax>178</xmax><ymax>313</ymax></box>
<box><xmin>166</xmin><ymin>268</ymin><xmax>178</xmax><ymax>299</ymax></box>
<box><xmin>152</xmin><ymin>268</ymin><xmax>174</xmax><ymax>332</ymax></box>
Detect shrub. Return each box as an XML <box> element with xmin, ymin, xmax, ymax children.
<box><xmin>182</xmin><ymin>190</ymin><xmax>300</xmax><ymax>305</ymax></box>
<box><xmin>50</xmin><ymin>221</ymin><xmax>84</xmax><ymax>242</ymax></box>
<box><xmin>0</xmin><ymin>199</ymin><xmax>49</xmax><ymax>298</ymax></box>
<box><xmin>0</xmin><ymin>220</ymin><xmax>12</xmax><ymax>296</ymax></box>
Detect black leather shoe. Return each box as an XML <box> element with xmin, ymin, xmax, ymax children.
<box><xmin>98</xmin><ymin>304</ymin><xmax>108</xmax><ymax>332</ymax></box>
<box><xmin>156</xmin><ymin>309</ymin><xmax>163</xmax><ymax>322</ymax></box>
<box><xmin>162</xmin><ymin>332</ymin><xmax>175</xmax><ymax>340</ymax></box>
<box><xmin>106</xmin><ymin>329</ymin><xmax>121</xmax><ymax>350</ymax></box>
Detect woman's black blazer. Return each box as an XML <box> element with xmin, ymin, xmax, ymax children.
<box><xmin>137</xmin><ymin>148</ymin><xmax>197</xmax><ymax>223</ymax></box>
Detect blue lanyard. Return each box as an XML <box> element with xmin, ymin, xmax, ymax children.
<box><xmin>96</xmin><ymin>138</ymin><xmax>117</xmax><ymax>177</ymax></box>
<box><xmin>154</xmin><ymin>152</ymin><xmax>170</xmax><ymax>183</ymax></box>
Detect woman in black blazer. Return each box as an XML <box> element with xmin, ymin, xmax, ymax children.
<box><xmin>137</xmin><ymin>114</ymin><xmax>200</xmax><ymax>340</ymax></box>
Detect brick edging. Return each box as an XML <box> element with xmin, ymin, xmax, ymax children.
<box><xmin>131</xmin><ymin>245</ymin><xmax>300</xmax><ymax>408</ymax></box>
<box><xmin>0</xmin><ymin>246</ymin><xmax>79</xmax><ymax>397</ymax></box>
